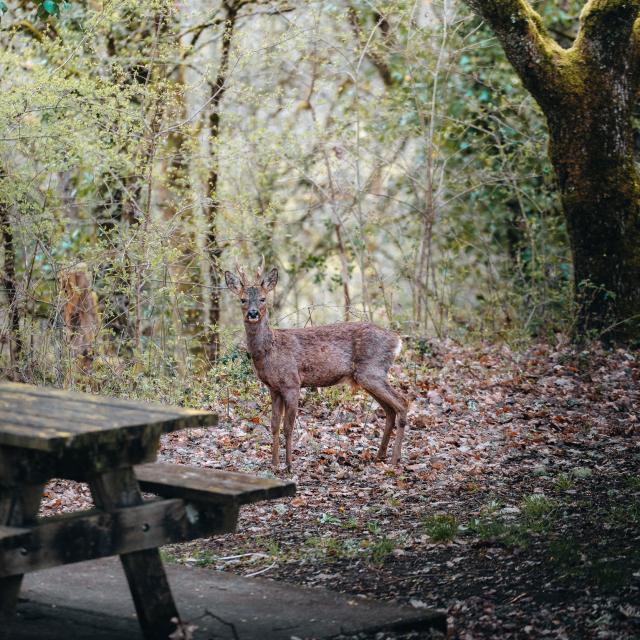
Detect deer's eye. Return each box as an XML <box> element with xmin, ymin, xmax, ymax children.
<box><xmin>240</xmin><ymin>299</ymin><xmax>247</xmax><ymax>304</ymax></box>
<box><xmin>260</xmin><ymin>298</ymin><xmax>266</xmax><ymax>303</ymax></box>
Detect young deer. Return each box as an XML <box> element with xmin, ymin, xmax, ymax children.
<box><xmin>224</xmin><ymin>261</ymin><xmax>408</xmax><ymax>471</ymax></box>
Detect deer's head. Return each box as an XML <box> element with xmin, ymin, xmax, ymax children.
<box><xmin>224</xmin><ymin>259</ymin><xmax>278</xmax><ymax>324</ymax></box>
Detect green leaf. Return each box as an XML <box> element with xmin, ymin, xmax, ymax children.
<box><xmin>42</xmin><ymin>0</ymin><xmax>58</xmax><ymax>15</ymax></box>
<box><xmin>0</xmin><ymin>0</ymin><xmax>8</xmax><ymax>14</ymax></box>
<box><xmin>318</xmin><ymin>513</ymin><xmax>341</xmax><ymax>525</ymax></box>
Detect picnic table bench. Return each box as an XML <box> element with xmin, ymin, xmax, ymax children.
<box><xmin>0</xmin><ymin>382</ymin><xmax>295</xmax><ymax>639</ymax></box>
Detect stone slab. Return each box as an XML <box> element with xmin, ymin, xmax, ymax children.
<box><xmin>6</xmin><ymin>557</ymin><xmax>445</xmax><ymax>639</ymax></box>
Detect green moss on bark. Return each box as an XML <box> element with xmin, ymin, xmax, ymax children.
<box><xmin>467</xmin><ymin>0</ymin><xmax>640</xmax><ymax>342</ymax></box>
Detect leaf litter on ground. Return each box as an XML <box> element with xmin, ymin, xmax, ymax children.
<box><xmin>40</xmin><ymin>338</ymin><xmax>640</xmax><ymax>639</ymax></box>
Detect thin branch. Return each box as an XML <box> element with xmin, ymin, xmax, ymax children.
<box><xmin>347</xmin><ymin>5</ymin><xmax>394</xmax><ymax>86</ymax></box>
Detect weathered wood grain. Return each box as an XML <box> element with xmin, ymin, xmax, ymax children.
<box><xmin>0</xmin><ymin>382</ymin><xmax>197</xmax><ymax>415</ymax></box>
<box><xmin>0</xmin><ymin>393</ymin><xmax>190</xmax><ymax>430</ymax></box>
<box><xmin>0</xmin><ymin>383</ymin><xmax>218</xmax><ymax>453</ymax></box>
<box><xmin>0</xmin><ymin>525</ymin><xmax>29</xmax><ymax>542</ymax></box>
<box><xmin>0</xmin><ymin>498</ymin><xmax>238</xmax><ymax>578</ymax></box>
<box><xmin>135</xmin><ymin>462</ymin><xmax>296</xmax><ymax>507</ymax></box>
<box><xmin>0</xmin><ymin>484</ymin><xmax>43</xmax><ymax>619</ymax></box>
<box><xmin>89</xmin><ymin>468</ymin><xmax>179</xmax><ymax>640</ymax></box>
<box><xmin>0</xmin><ymin>384</ymin><xmax>227</xmax><ymax>639</ymax></box>
<box><xmin>0</xmin><ymin>410</ymin><xmax>164</xmax><ymax>449</ymax></box>
<box><xmin>0</xmin><ymin>440</ymin><xmax>160</xmax><ymax>488</ymax></box>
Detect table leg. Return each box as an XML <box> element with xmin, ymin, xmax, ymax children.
<box><xmin>0</xmin><ymin>484</ymin><xmax>44</xmax><ymax>618</ymax></box>
<box><xmin>89</xmin><ymin>468</ymin><xmax>180</xmax><ymax>640</ymax></box>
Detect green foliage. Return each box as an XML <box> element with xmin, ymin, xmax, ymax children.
<box><xmin>304</xmin><ymin>535</ymin><xmax>360</xmax><ymax>561</ymax></box>
<box><xmin>40</xmin><ymin>0</ymin><xmax>60</xmax><ymax>16</ymax></box>
<box><xmin>423</xmin><ymin>514</ymin><xmax>459</xmax><ymax>542</ymax></box>
<box><xmin>572</xmin><ymin>467</ymin><xmax>593</xmax><ymax>480</ymax></box>
<box><xmin>341</xmin><ymin>517</ymin><xmax>360</xmax><ymax>530</ymax></box>
<box><xmin>553</xmin><ymin>473</ymin><xmax>574</xmax><ymax>491</ymax></box>
<box><xmin>520</xmin><ymin>494</ymin><xmax>557</xmax><ymax>530</ymax></box>
<box><xmin>548</xmin><ymin>537</ymin><xmax>581</xmax><ymax>568</ymax></box>
<box><xmin>191</xmin><ymin>550</ymin><xmax>218</xmax><ymax>567</ymax></box>
<box><xmin>466</xmin><ymin>494</ymin><xmax>558</xmax><ymax>547</ymax></box>
<box><xmin>368</xmin><ymin>537</ymin><xmax>396</xmax><ymax>565</ymax></box>
<box><xmin>0</xmin><ymin>0</ymin><xmax>585</xmax><ymax>389</ymax></box>
<box><xmin>366</xmin><ymin>520</ymin><xmax>382</xmax><ymax>535</ymax></box>
<box><xmin>318</xmin><ymin>513</ymin><xmax>342</xmax><ymax>525</ymax></box>
<box><xmin>625</xmin><ymin>475</ymin><xmax>640</xmax><ymax>491</ymax></box>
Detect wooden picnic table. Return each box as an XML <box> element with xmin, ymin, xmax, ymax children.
<box><xmin>0</xmin><ymin>382</ymin><xmax>295</xmax><ymax>639</ymax></box>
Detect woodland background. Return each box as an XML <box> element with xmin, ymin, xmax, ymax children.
<box><xmin>0</xmin><ymin>0</ymin><xmax>575</xmax><ymax>390</ymax></box>
<box><xmin>2</xmin><ymin>2</ymin><xmax>640</xmax><ymax>638</ymax></box>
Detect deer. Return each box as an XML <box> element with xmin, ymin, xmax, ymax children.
<box><xmin>224</xmin><ymin>260</ymin><xmax>408</xmax><ymax>471</ymax></box>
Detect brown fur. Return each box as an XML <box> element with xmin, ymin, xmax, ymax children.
<box><xmin>225</xmin><ymin>264</ymin><xmax>408</xmax><ymax>471</ymax></box>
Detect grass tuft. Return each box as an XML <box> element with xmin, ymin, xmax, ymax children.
<box><xmin>423</xmin><ymin>514</ymin><xmax>459</xmax><ymax>542</ymax></box>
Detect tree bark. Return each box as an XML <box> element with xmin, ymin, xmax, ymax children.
<box><xmin>59</xmin><ymin>265</ymin><xmax>99</xmax><ymax>374</ymax></box>
<box><xmin>466</xmin><ymin>0</ymin><xmax>640</xmax><ymax>342</ymax></box>
<box><xmin>0</xmin><ymin>201</ymin><xmax>21</xmax><ymax>366</ymax></box>
<box><xmin>203</xmin><ymin>1</ymin><xmax>240</xmax><ymax>364</ymax></box>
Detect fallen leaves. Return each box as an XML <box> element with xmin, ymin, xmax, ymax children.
<box><xmin>38</xmin><ymin>338</ymin><xmax>640</xmax><ymax>639</ymax></box>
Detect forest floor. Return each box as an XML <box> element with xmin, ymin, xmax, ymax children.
<box><xmin>42</xmin><ymin>338</ymin><xmax>640</xmax><ymax>640</ymax></box>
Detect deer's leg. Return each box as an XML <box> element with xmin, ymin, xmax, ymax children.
<box><xmin>281</xmin><ymin>388</ymin><xmax>300</xmax><ymax>472</ymax></box>
<box><xmin>360</xmin><ymin>386</ymin><xmax>395</xmax><ymax>460</ymax></box>
<box><xmin>377</xmin><ymin>402</ymin><xmax>397</xmax><ymax>462</ymax></box>
<box><xmin>357</xmin><ymin>376</ymin><xmax>407</xmax><ymax>465</ymax></box>
<box><xmin>391</xmin><ymin>405</ymin><xmax>408</xmax><ymax>465</ymax></box>
<box><xmin>270</xmin><ymin>390</ymin><xmax>284</xmax><ymax>469</ymax></box>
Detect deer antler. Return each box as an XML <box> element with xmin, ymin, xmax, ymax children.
<box><xmin>256</xmin><ymin>254</ymin><xmax>266</xmax><ymax>282</ymax></box>
<box><xmin>235</xmin><ymin>262</ymin><xmax>248</xmax><ymax>286</ymax></box>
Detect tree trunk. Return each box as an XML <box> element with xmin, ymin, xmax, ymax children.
<box><xmin>547</xmin><ymin>96</ymin><xmax>640</xmax><ymax>340</ymax></box>
<box><xmin>203</xmin><ymin>1</ymin><xmax>240</xmax><ymax>364</ymax></box>
<box><xmin>0</xmin><ymin>202</ymin><xmax>21</xmax><ymax>366</ymax></box>
<box><xmin>466</xmin><ymin>0</ymin><xmax>640</xmax><ymax>342</ymax></box>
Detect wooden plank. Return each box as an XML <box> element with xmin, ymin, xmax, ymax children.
<box><xmin>0</xmin><ymin>418</ymin><xmax>163</xmax><ymax>453</ymax></box>
<box><xmin>0</xmin><ymin>383</ymin><xmax>217</xmax><ymax>451</ymax></box>
<box><xmin>0</xmin><ymin>409</ymin><xmax>218</xmax><ymax>452</ymax></box>
<box><xmin>0</xmin><ymin>422</ymin><xmax>67</xmax><ymax>451</ymax></box>
<box><xmin>0</xmin><ymin>525</ymin><xmax>29</xmax><ymax>542</ymax></box>
<box><xmin>0</xmin><ymin>408</ymin><xmax>186</xmax><ymax>438</ymax></box>
<box><xmin>89</xmin><ymin>468</ymin><xmax>179</xmax><ymax>640</ymax></box>
<box><xmin>0</xmin><ymin>439</ymin><xmax>161</xmax><ymax>488</ymax></box>
<box><xmin>0</xmin><ymin>484</ymin><xmax>44</xmax><ymax>619</ymax></box>
<box><xmin>0</xmin><ymin>382</ymin><xmax>206</xmax><ymax>417</ymax></box>
<box><xmin>0</xmin><ymin>392</ymin><xmax>196</xmax><ymax>431</ymax></box>
<box><xmin>0</xmin><ymin>498</ymin><xmax>238</xmax><ymax>578</ymax></box>
<box><xmin>0</xmin><ymin>416</ymin><xmax>217</xmax><ymax>452</ymax></box>
<box><xmin>136</xmin><ymin>463</ymin><xmax>296</xmax><ymax>507</ymax></box>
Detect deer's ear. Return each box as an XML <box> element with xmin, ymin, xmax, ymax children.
<box><xmin>225</xmin><ymin>271</ymin><xmax>243</xmax><ymax>295</ymax></box>
<box><xmin>262</xmin><ymin>268</ymin><xmax>278</xmax><ymax>292</ymax></box>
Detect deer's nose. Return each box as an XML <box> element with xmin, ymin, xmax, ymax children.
<box><xmin>247</xmin><ymin>309</ymin><xmax>259</xmax><ymax>320</ymax></box>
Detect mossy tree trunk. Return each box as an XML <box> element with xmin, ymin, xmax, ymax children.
<box><xmin>466</xmin><ymin>0</ymin><xmax>640</xmax><ymax>342</ymax></box>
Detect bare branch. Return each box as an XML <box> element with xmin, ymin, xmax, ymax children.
<box><xmin>348</xmin><ymin>5</ymin><xmax>394</xmax><ymax>87</ymax></box>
